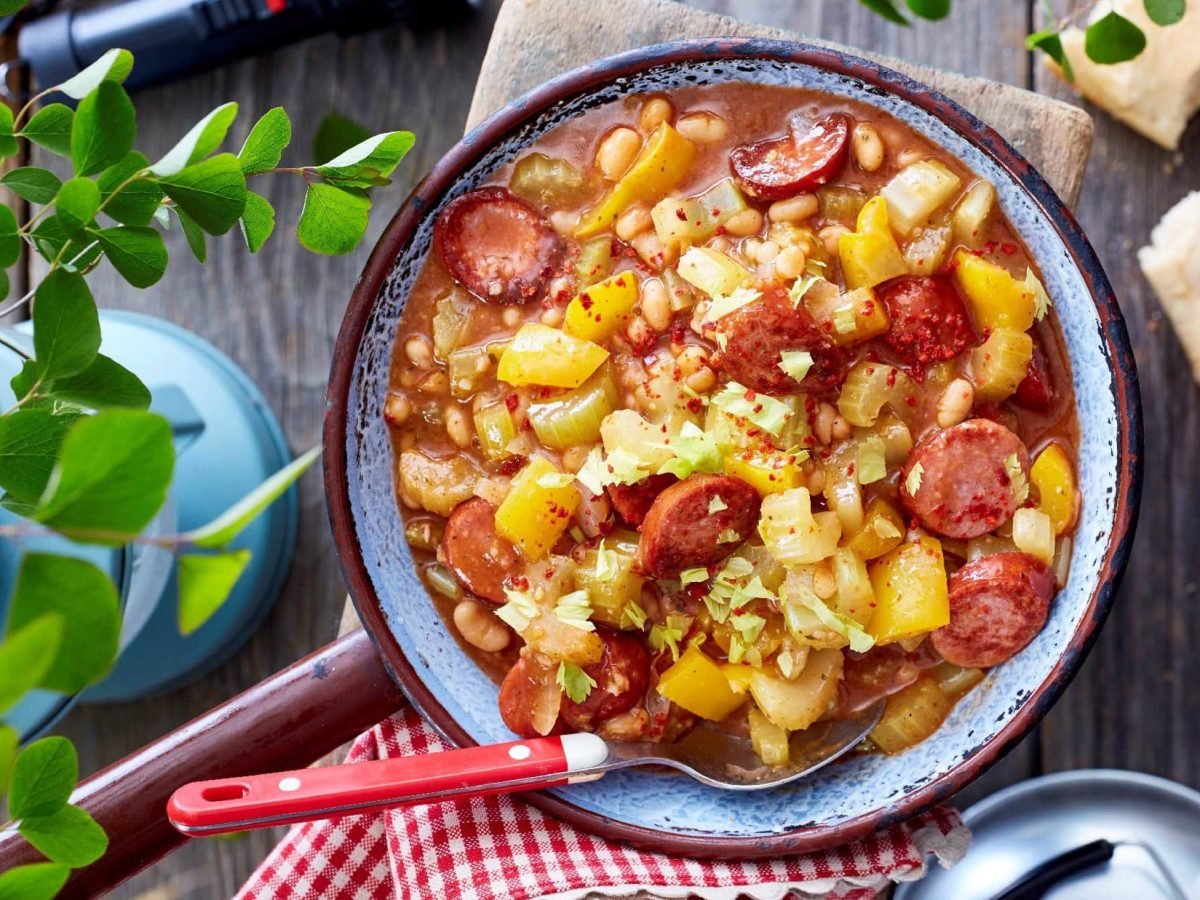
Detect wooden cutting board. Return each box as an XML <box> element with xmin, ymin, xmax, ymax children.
<box><xmin>338</xmin><ymin>0</ymin><xmax>1093</xmax><ymax>640</ymax></box>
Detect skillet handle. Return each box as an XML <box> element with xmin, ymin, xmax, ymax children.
<box><xmin>0</xmin><ymin>628</ymin><xmax>405</xmax><ymax>899</ymax></box>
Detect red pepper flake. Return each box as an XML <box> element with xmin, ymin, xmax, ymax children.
<box><xmin>579</xmin><ymin>292</ymin><xmax>594</xmax><ymax>310</ymax></box>
<box><xmin>505</xmin><ymin>393</ymin><xmax>519</xmax><ymax>412</ymax></box>
<box><xmin>885</xmin><ymin>368</ymin><xmax>898</xmax><ymax>388</ymax></box>
<box><xmin>1001</xmin><ymin>242</ymin><xmax>1018</xmax><ymax>255</ymax></box>
<box><xmin>499</xmin><ymin>455</ymin><xmax>526</xmax><ymax>476</ymax></box>
<box><xmin>510</xmin><ymin>575</ymin><xmax>530</xmax><ymax>590</ymax></box>
<box><xmin>686</xmin><ymin>397</ymin><xmax>703</xmax><ymax>413</ymax></box>
<box><xmin>714</xmin><ymin>224</ymin><xmax>728</xmax><ymax>236</ymax></box>
<box><xmin>745</xmin><ymin>389</ymin><xmax>757</xmax><ymax>402</ymax></box>
<box><xmin>675</xmin><ymin>208</ymin><xmax>688</xmax><ymax>221</ymax></box>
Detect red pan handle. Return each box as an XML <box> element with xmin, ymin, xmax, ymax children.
<box><xmin>0</xmin><ymin>628</ymin><xmax>406</xmax><ymax>899</ymax></box>
<box><xmin>166</xmin><ymin>732</ymin><xmax>609</xmax><ymax>835</ymax></box>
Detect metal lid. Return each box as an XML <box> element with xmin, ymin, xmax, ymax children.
<box><xmin>895</xmin><ymin>770</ymin><xmax>1200</xmax><ymax>899</ymax></box>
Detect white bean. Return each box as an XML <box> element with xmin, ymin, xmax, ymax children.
<box><xmin>615</xmin><ymin>202</ymin><xmax>653</xmax><ymax>242</ymax></box>
<box><xmin>819</xmin><ymin>224</ymin><xmax>851</xmax><ymax>256</ymax></box>
<box><xmin>768</xmin><ymin>194</ymin><xmax>819</xmax><ymax>223</ymax></box>
<box><xmin>675</xmin><ymin>345</ymin><xmax>708</xmax><ymax>376</ymax></box>
<box><xmin>384</xmin><ymin>393</ymin><xmax>411</xmax><ymax>427</ymax></box>
<box><xmin>404</xmin><ymin>335</ymin><xmax>434</xmax><ymax>368</ymax></box>
<box><xmin>775</xmin><ymin>245</ymin><xmax>807</xmax><ymax>281</ymax></box>
<box><xmin>641</xmin><ymin>278</ymin><xmax>672</xmax><ymax>332</ymax></box>
<box><xmin>936</xmin><ymin>378</ymin><xmax>976</xmax><ymax>429</ymax></box>
<box><xmin>685</xmin><ymin>366</ymin><xmax>716</xmax><ymax>394</ymax></box>
<box><xmin>453</xmin><ymin>599</ymin><xmax>510</xmax><ymax>652</ymax></box>
<box><xmin>852</xmin><ymin>122</ymin><xmax>885</xmax><ymax>172</ymax></box>
<box><xmin>445</xmin><ymin>405</ymin><xmax>473</xmax><ymax>448</ymax></box>
<box><xmin>675</xmin><ymin>111</ymin><xmax>728</xmax><ymax>143</ymax></box>
<box><xmin>723</xmin><ymin>207</ymin><xmax>763</xmax><ymax>237</ymax></box>
<box><xmin>595</xmin><ymin>127</ymin><xmax>642</xmax><ymax>180</ymax></box>
<box><xmin>639</xmin><ymin>97</ymin><xmax>673</xmax><ymax>133</ymax></box>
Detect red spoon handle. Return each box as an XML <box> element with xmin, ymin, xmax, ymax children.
<box><xmin>167</xmin><ymin>733</ymin><xmax>609</xmax><ymax>834</ymax></box>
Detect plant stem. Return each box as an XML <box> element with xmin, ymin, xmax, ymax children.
<box><xmin>13</xmin><ymin>87</ymin><xmax>54</xmax><ymax>132</ymax></box>
<box><xmin>0</xmin><ymin>521</ymin><xmax>186</xmax><ymax>549</ymax></box>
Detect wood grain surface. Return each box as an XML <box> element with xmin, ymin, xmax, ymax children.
<box><xmin>33</xmin><ymin>1</ymin><xmax>1197</xmax><ymax>897</ymax></box>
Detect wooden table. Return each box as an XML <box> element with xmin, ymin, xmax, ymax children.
<box><xmin>44</xmin><ymin>1</ymin><xmax>1198</xmax><ymax>897</ymax></box>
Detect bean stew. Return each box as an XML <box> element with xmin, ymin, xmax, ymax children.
<box><xmin>386</xmin><ymin>83</ymin><xmax>1079</xmax><ymax>766</ymax></box>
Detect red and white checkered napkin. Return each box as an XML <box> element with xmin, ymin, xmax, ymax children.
<box><xmin>237</xmin><ymin>708</ymin><xmax>969</xmax><ymax>900</ymax></box>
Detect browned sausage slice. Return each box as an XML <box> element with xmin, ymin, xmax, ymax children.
<box><xmin>900</xmin><ymin>419</ymin><xmax>1030</xmax><ymax>540</ymax></box>
<box><xmin>636</xmin><ymin>474</ymin><xmax>761</xmax><ymax>579</ymax></box>
<box><xmin>730</xmin><ymin>113</ymin><xmax>851</xmax><ymax>201</ymax></box>
<box><xmin>560</xmin><ymin>631</ymin><xmax>651</xmax><ymax>730</ymax></box>
<box><xmin>439</xmin><ymin>497</ymin><xmax>521</xmax><ymax>604</ymax></box>
<box><xmin>709</xmin><ymin>286</ymin><xmax>848</xmax><ymax>394</ymax></box>
<box><xmin>433</xmin><ymin>187</ymin><xmax>565</xmax><ymax>304</ymax></box>
<box><xmin>607</xmin><ymin>473</ymin><xmax>678</xmax><ymax>527</ymax></box>
<box><xmin>931</xmin><ymin>552</ymin><xmax>1055</xmax><ymax>667</ymax></box>
<box><xmin>877</xmin><ymin>276</ymin><xmax>976</xmax><ymax>370</ymax></box>
<box><xmin>498</xmin><ymin>657</ymin><xmax>563</xmax><ymax>738</ymax></box>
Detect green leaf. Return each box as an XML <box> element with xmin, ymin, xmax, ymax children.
<box><xmin>0</xmin><ymin>202</ymin><xmax>18</xmax><ymax>267</ymax></box>
<box><xmin>98</xmin><ymin>151</ymin><xmax>162</xmax><ymax>227</ymax></box>
<box><xmin>159</xmin><ymin>153</ymin><xmax>247</xmax><ymax>235</ymax></box>
<box><xmin>1027</xmin><ymin>27</ymin><xmax>1074</xmax><ymax>82</ymax></box>
<box><xmin>857</xmin><ymin>0</ymin><xmax>909</xmax><ymax>25</ymax></box>
<box><xmin>1144</xmin><ymin>0</ymin><xmax>1186</xmax><ymax>26</ymax></box>
<box><xmin>19</xmin><ymin>804</ymin><xmax>108</xmax><ymax>867</ymax></box>
<box><xmin>94</xmin><ymin>225</ymin><xmax>168</xmax><ymax>288</ymax></box>
<box><xmin>2</xmin><ymin>167</ymin><xmax>63</xmax><ymax>204</ymax></box>
<box><xmin>30</xmin><ymin>216</ymin><xmax>103</xmax><ymax>270</ymax></box>
<box><xmin>0</xmin><ymin>409</ymin><xmax>80</xmax><ymax>503</ymax></box>
<box><xmin>71</xmin><ymin>81</ymin><xmax>136</xmax><ymax>177</ymax></box>
<box><xmin>10</xmin><ymin>358</ymin><xmax>37</xmax><ymax>401</ymax></box>
<box><xmin>906</xmin><ymin>0</ymin><xmax>950</xmax><ymax>20</ymax></box>
<box><xmin>0</xmin><ymin>724</ymin><xmax>17</xmax><ymax>797</ymax></box>
<box><xmin>186</xmin><ymin>445</ymin><xmax>321</xmax><ymax>548</ymax></box>
<box><xmin>175</xmin><ymin>209</ymin><xmax>206</xmax><ymax>263</ymax></box>
<box><xmin>7</xmin><ymin>554</ymin><xmax>120</xmax><ymax>693</ymax></box>
<box><xmin>32</xmin><ymin>270</ymin><xmax>100</xmax><ymax>379</ymax></box>
<box><xmin>0</xmin><ymin>616</ymin><xmax>62</xmax><ymax>715</ymax></box>
<box><xmin>177</xmin><ymin>550</ymin><xmax>253</xmax><ymax>635</ymax></box>
<box><xmin>50</xmin><ymin>353</ymin><xmax>151</xmax><ymax>410</ymax></box>
<box><xmin>296</xmin><ymin>183</ymin><xmax>370</xmax><ymax>256</ymax></box>
<box><xmin>8</xmin><ymin>737</ymin><xmax>78</xmax><ymax>819</ymax></box>
<box><xmin>238</xmin><ymin>106</ymin><xmax>291</xmax><ymax>174</ymax></box>
<box><xmin>315</xmin><ymin>131</ymin><xmax>414</xmax><ymax>184</ymax></box>
<box><xmin>1085</xmin><ymin>11</ymin><xmax>1147</xmax><ymax>63</ymax></box>
<box><xmin>150</xmin><ymin>102</ymin><xmax>238</xmax><ymax>177</ymax></box>
<box><xmin>239</xmin><ymin>191</ymin><xmax>275</xmax><ymax>253</ymax></box>
<box><xmin>33</xmin><ymin>409</ymin><xmax>174</xmax><ymax>541</ymax></box>
<box><xmin>0</xmin><ymin>863</ymin><xmax>70</xmax><ymax>900</ymax></box>
<box><xmin>0</xmin><ymin>103</ymin><xmax>17</xmax><ymax>159</ymax></box>
<box><xmin>55</xmin><ymin>47</ymin><xmax>134</xmax><ymax>100</ymax></box>
<box><xmin>55</xmin><ymin>177</ymin><xmax>101</xmax><ymax>237</ymax></box>
<box><xmin>20</xmin><ymin>104</ymin><xmax>74</xmax><ymax>156</ymax></box>
<box><xmin>312</xmin><ymin>111</ymin><xmax>370</xmax><ymax>164</ymax></box>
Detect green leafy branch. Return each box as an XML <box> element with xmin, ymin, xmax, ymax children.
<box><xmin>0</xmin><ymin>41</ymin><xmax>413</xmax><ymax>896</ymax></box>
<box><xmin>858</xmin><ymin>0</ymin><xmax>1188</xmax><ymax>76</ymax></box>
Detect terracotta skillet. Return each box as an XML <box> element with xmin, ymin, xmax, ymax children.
<box><xmin>0</xmin><ymin>39</ymin><xmax>1141</xmax><ymax>896</ymax></box>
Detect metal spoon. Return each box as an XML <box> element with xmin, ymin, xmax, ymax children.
<box><xmin>166</xmin><ymin>702</ymin><xmax>884</xmax><ymax>836</ymax></box>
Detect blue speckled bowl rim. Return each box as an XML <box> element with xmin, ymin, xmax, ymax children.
<box><xmin>324</xmin><ymin>38</ymin><xmax>1142</xmax><ymax>858</ymax></box>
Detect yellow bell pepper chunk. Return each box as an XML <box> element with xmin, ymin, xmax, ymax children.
<box><xmin>867</xmin><ymin>676</ymin><xmax>953</xmax><ymax>754</ymax></box>
<box><xmin>1031</xmin><ymin>442</ymin><xmax>1077</xmax><ymax>535</ymax></box>
<box><xmin>724</xmin><ymin>451</ymin><xmax>804</xmax><ymax>497</ymax></box>
<box><xmin>563</xmin><ymin>271</ymin><xmax>640</xmax><ymax>343</ymax></box>
<box><xmin>806</xmin><ymin>285</ymin><xmax>890</xmax><ymax>347</ymax></box>
<box><xmin>494</xmin><ymin>456</ymin><xmax>580</xmax><ymax>559</ymax></box>
<box><xmin>843</xmin><ymin>497</ymin><xmax>906</xmax><ymax>560</ymax></box>
<box><xmin>838</xmin><ymin>196</ymin><xmax>907</xmax><ymax>290</ymax></box>
<box><xmin>721</xmin><ymin>663</ymin><xmax>756</xmax><ymax>695</ymax></box>
<box><xmin>867</xmin><ymin>536</ymin><xmax>950</xmax><ymax>645</ymax></box>
<box><xmin>951</xmin><ymin>250</ymin><xmax>1036</xmax><ymax>332</ymax></box>
<box><xmin>496</xmin><ymin>323</ymin><xmax>609</xmax><ymax>389</ymax></box>
<box><xmin>656</xmin><ymin>644</ymin><xmax>746</xmax><ymax>721</ymax></box>
<box><xmin>576</xmin><ymin>123</ymin><xmax>697</xmax><ymax>239</ymax></box>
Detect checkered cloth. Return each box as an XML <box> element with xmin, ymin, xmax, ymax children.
<box><xmin>237</xmin><ymin>708</ymin><xmax>968</xmax><ymax>900</ymax></box>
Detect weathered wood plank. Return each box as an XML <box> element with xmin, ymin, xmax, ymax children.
<box><xmin>1031</xmin><ymin>56</ymin><xmax>1200</xmax><ymax>792</ymax></box>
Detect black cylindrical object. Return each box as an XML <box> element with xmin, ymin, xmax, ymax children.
<box><xmin>18</xmin><ymin>0</ymin><xmax>478</xmax><ymax>92</ymax></box>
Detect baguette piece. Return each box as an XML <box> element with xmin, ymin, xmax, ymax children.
<box><xmin>1054</xmin><ymin>0</ymin><xmax>1200</xmax><ymax>149</ymax></box>
<box><xmin>1139</xmin><ymin>192</ymin><xmax>1200</xmax><ymax>381</ymax></box>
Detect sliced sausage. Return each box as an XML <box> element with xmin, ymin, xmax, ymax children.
<box><xmin>498</xmin><ymin>657</ymin><xmax>563</xmax><ymax>739</ymax></box>
<box><xmin>877</xmin><ymin>276</ymin><xmax>976</xmax><ymax>370</ymax></box>
<box><xmin>560</xmin><ymin>631</ymin><xmax>651</xmax><ymax>730</ymax></box>
<box><xmin>439</xmin><ymin>497</ymin><xmax>521</xmax><ymax>604</ymax></box>
<box><xmin>607</xmin><ymin>473</ymin><xmax>678</xmax><ymax>526</ymax></box>
<box><xmin>1013</xmin><ymin>340</ymin><xmax>1053</xmax><ymax>412</ymax></box>
<box><xmin>636</xmin><ymin>474</ymin><xmax>761</xmax><ymax>578</ymax></box>
<box><xmin>710</xmin><ymin>286</ymin><xmax>848</xmax><ymax>394</ymax></box>
<box><xmin>730</xmin><ymin>113</ymin><xmax>850</xmax><ymax>200</ymax></box>
<box><xmin>433</xmin><ymin>187</ymin><xmax>564</xmax><ymax>304</ymax></box>
<box><xmin>931</xmin><ymin>551</ymin><xmax>1055</xmax><ymax>667</ymax></box>
<box><xmin>900</xmin><ymin>419</ymin><xmax>1030</xmax><ymax>540</ymax></box>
